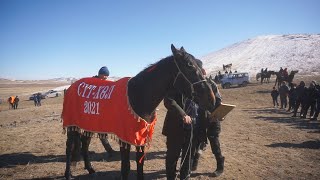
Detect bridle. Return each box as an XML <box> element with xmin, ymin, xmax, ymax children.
<box><xmin>172</xmin><ymin>57</ymin><xmax>207</xmax><ymax>98</ymax></box>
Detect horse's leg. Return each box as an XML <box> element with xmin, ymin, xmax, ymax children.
<box><xmin>120</xmin><ymin>144</ymin><xmax>131</xmax><ymax>180</ymax></box>
<box><xmin>136</xmin><ymin>146</ymin><xmax>145</xmax><ymax>180</ymax></box>
<box><xmin>65</xmin><ymin>131</ymin><xmax>78</xmax><ymax>180</ymax></box>
<box><xmin>81</xmin><ymin>135</ymin><xmax>95</xmax><ymax>174</ymax></box>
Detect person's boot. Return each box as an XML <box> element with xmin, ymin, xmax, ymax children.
<box><xmin>191</xmin><ymin>152</ymin><xmax>200</xmax><ymax>171</ymax></box>
<box><xmin>212</xmin><ymin>155</ymin><xmax>224</xmax><ymax>177</ymax></box>
<box><xmin>310</xmin><ymin>116</ymin><xmax>318</xmax><ymax>121</ymax></box>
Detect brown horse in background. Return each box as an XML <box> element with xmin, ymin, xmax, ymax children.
<box><xmin>256</xmin><ymin>71</ymin><xmax>276</xmax><ymax>84</ymax></box>
<box><xmin>223</xmin><ymin>63</ymin><xmax>232</xmax><ymax>71</ymax></box>
<box><xmin>275</xmin><ymin>70</ymin><xmax>298</xmax><ymax>87</ymax></box>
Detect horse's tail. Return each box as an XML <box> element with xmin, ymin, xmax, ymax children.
<box><xmin>256</xmin><ymin>73</ymin><xmax>261</xmax><ymax>81</ymax></box>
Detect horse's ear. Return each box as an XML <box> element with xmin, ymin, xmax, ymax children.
<box><xmin>180</xmin><ymin>46</ymin><xmax>186</xmax><ymax>53</ymax></box>
<box><xmin>171</xmin><ymin>44</ymin><xmax>183</xmax><ymax>57</ymax></box>
<box><xmin>171</xmin><ymin>44</ymin><xmax>178</xmax><ymax>54</ymax></box>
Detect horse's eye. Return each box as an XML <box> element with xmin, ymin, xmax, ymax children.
<box><xmin>187</xmin><ymin>62</ymin><xmax>194</xmax><ymax>67</ymax></box>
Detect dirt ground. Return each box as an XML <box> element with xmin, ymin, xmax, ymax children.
<box><xmin>0</xmin><ymin>75</ymin><xmax>319</xmax><ymax>180</ymax></box>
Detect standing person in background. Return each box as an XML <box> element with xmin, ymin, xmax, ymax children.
<box><xmin>271</xmin><ymin>86</ymin><xmax>279</xmax><ymax>108</ymax></box>
<box><xmin>311</xmin><ymin>82</ymin><xmax>320</xmax><ymax>121</ymax></box>
<box><xmin>301</xmin><ymin>82</ymin><xmax>317</xmax><ymax>119</ymax></box>
<box><xmin>37</xmin><ymin>93</ymin><xmax>42</xmax><ymax>106</ymax></box>
<box><xmin>292</xmin><ymin>81</ymin><xmax>306</xmax><ymax>117</ymax></box>
<box><xmin>94</xmin><ymin>66</ymin><xmax>116</xmax><ymax>157</ymax></box>
<box><xmin>13</xmin><ymin>96</ymin><xmax>19</xmax><ymax>109</ymax></box>
<box><xmin>287</xmin><ymin>83</ymin><xmax>297</xmax><ymax>112</ymax></box>
<box><xmin>33</xmin><ymin>94</ymin><xmax>38</xmax><ymax>106</ymax></box>
<box><xmin>279</xmin><ymin>81</ymin><xmax>289</xmax><ymax>109</ymax></box>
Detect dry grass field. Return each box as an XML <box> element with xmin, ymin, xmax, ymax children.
<box><xmin>0</xmin><ymin>75</ymin><xmax>319</xmax><ymax>180</ymax></box>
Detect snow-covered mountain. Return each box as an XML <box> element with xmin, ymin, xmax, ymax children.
<box><xmin>202</xmin><ymin>34</ymin><xmax>320</xmax><ymax>77</ymax></box>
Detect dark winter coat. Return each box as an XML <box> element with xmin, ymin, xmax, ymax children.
<box><xmin>271</xmin><ymin>89</ymin><xmax>279</xmax><ymax>99</ymax></box>
<box><xmin>295</xmin><ymin>85</ymin><xmax>306</xmax><ymax>99</ymax></box>
<box><xmin>279</xmin><ymin>85</ymin><xmax>289</xmax><ymax>96</ymax></box>
<box><xmin>288</xmin><ymin>87</ymin><xmax>298</xmax><ymax>101</ymax></box>
<box><xmin>162</xmin><ymin>89</ymin><xmax>187</xmax><ymax>137</ymax></box>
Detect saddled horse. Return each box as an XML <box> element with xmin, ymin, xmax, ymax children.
<box><xmin>222</xmin><ymin>63</ymin><xmax>232</xmax><ymax>71</ymax></box>
<box><xmin>256</xmin><ymin>71</ymin><xmax>276</xmax><ymax>84</ymax></box>
<box><xmin>62</xmin><ymin>45</ymin><xmax>216</xmax><ymax>180</ymax></box>
<box><xmin>275</xmin><ymin>70</ymin><xmax>298</xmax><ymax>87</ymax></box>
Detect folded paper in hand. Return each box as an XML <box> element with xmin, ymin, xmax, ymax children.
<box><xmin>210</xmin><ymin>103</ymin><xmax>236</xmax><ymax>121</ymax></box>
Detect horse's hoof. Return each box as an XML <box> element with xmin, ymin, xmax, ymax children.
<box><xmin>118</xmin><ymin>175</ymin><xmax>128</xmax><ymax>180</ymax></box>
<box><xmin>89</xmin><ymin>172</ymin><xmax>97</xmax><ymax>177</ymax></box>
<box><xmin>88</xmin><ymin>168</ymin><xmax>96</xmax><ymax>174</ymax></box>
<box><xmin>64</xmin><ymin>172</ymin><xmax>72</xmax><ymax>180</ymax></box>
<box><xmin>212</xmin><ymin>170</ymin><xmax>223</xmax><ymax>177</ymax></box>
<box><xmin>71</xmin><ymin>161</ymin><xmax>77</xmax><ymax>167</ymax></box>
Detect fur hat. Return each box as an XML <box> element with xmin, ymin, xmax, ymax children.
<box><xmin>98</xmin><ymin>66</ymin><xmax>109</xmax><ymax>76</ymax></box>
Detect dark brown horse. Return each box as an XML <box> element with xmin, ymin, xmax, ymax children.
<box><xmin>222</xmin><ymin>63</ymin><xmax>232</xmax><ymax>71</ymax></box>
<box><xmin>63</xmin><ymin>45</ymin><xmax>216</xmax><ymax>180</ymax></box>
<box><xmin>256</xmin><ymin>71</ymin><xmax>276</xmax><ymax>84</ymax></box>
<box><xmin>275</xmin><ymin>70</ymin><xmax>298</xmax><ymax>87</ymax></box>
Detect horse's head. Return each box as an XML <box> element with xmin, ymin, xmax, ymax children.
<box><xmin>268</xmin><ymin>71</ymin><xmax>276</xmax><ymax>75</ymax></box>
<box><xmin>291</xmin><ymin>70</ymin><xmax>299</xmax><ymax>75</ymax></box>
<box><xmin>171</xmin><ymin>44</ymin><xmax>215</xmax><ymax>111</ymax></box>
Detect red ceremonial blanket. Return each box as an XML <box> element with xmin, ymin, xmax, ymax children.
<box><xmin>62</xmin><ymin>77</ymin><xmax>157</xmax><ymax>146</ymax></box>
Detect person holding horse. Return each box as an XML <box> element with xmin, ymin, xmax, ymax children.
<box><xmin>162</xmin><ymin>59</ymin><xmax>206</xmax><ymax>180</ymax></box>
<box><xmin>93</xmin><ymin>66</ymin><xmax>116</xmax><ymax>157</ymax></box>
<box><xmin>13</xmin><ymin>96</ymin><xmax>19</xmax><ymax>109</ymax></box>
<box><xmin>192</xmin><ymin>76</ymin><xmax>225</xmax><ymax>177</ymax></box>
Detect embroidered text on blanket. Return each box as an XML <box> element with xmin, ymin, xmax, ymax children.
<box><xmin>77</xmin><ymin>82</ymin><xmax>115</xmax><ymax>100</ymax></box>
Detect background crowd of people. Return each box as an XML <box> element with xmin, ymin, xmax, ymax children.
<box><xmin>33</xmin><ymin>93</ymin><xmax>42</xmax><ymax>107</ymax></box>
<box><xmin>271</xmin><ymin>80</ymin><xmax>320</xmax><ymax>121</ymax></box>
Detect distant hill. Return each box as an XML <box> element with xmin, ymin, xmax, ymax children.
<box><xmin>202</xmin><ymin>34</ymin><xmax>320</xmax><ymax>77</ymax></box>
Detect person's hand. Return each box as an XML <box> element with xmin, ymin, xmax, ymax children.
<box><xmin>183</xmin><ymin>115</ymin><xmax>192</xmax><ymax>124</ymax></box>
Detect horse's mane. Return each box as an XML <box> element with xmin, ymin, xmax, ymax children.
<box><xmin>137</xmin><ymin>55</ymin><xmax>174</xmax><ymax>76</ymax></box>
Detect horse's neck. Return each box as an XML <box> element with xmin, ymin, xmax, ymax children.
<box><xmin>289</xmin><ymin>73</ymin><xmax>295</xmax><ymax>81</ymax></box>
<box><xmin>128</xmin><ymin>58</ymin><xmax>175</xmax><ymax>122</ymax></box>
